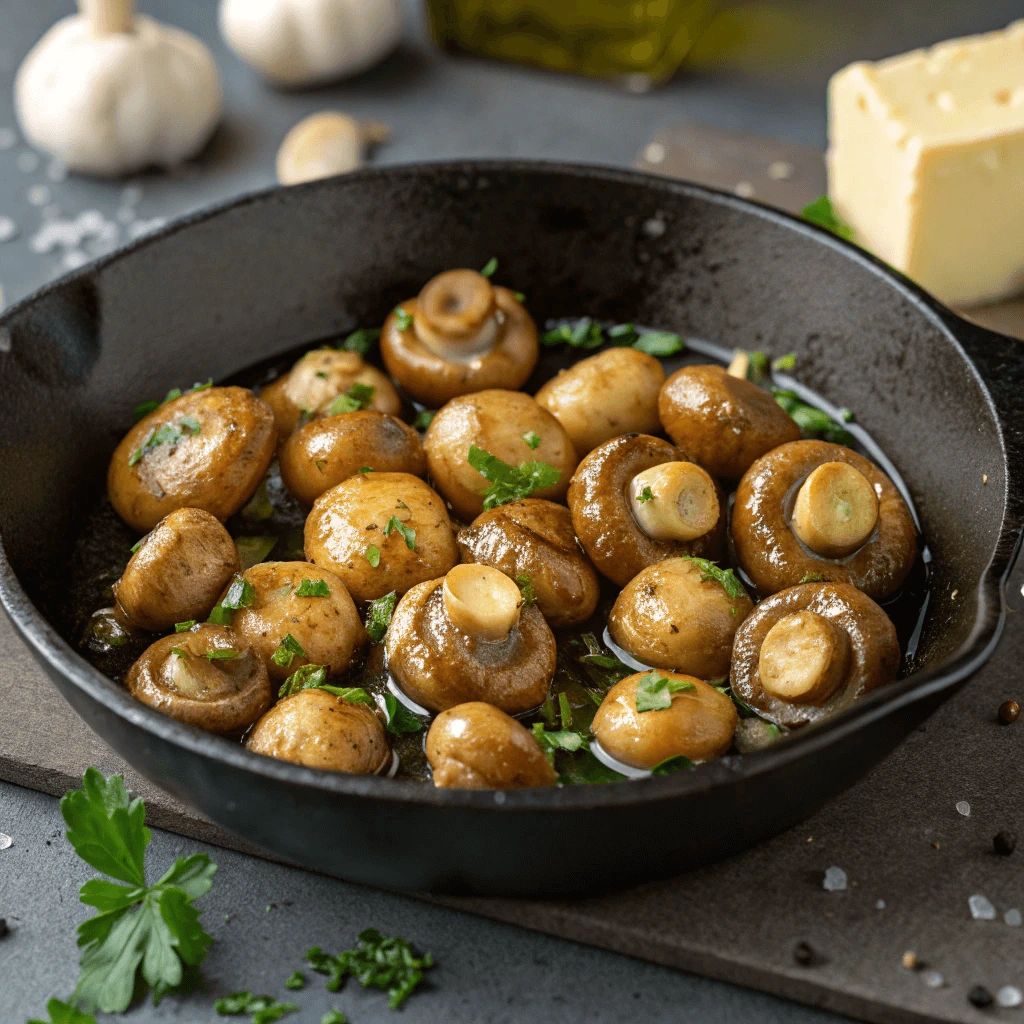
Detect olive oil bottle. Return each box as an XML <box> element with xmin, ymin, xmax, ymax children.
<box><xmin>426</xmin><ymin>0</ymin><xmax>719</xmax><ymax>87</ymax></box>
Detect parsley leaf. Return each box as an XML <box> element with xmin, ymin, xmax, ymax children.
<box><xmin>128</xmin><ymin>422</ymin><xmax>192</xmax><ymax>467</ymax></box>
<box><xmin>326</xmin><ymin>383</ymin><xmax>376</xmax><ymax>416</ymax></box>
<box><xmin>321</xmin><ymin>1011</ymin><xmax>348</xmax><ymax>1024</ymax></box>
<box><xmin>480</xmin><ymin>256</ymin><xmax>498</xmax><ymax>278</ymax></box>
<box><xmin>60</xmin><ymin>769</ymin><xmax>215</xmax><ymax>1014</ymax></box>
<box><xmin>204</xmin><ymin>648</ymin><xmax>239</xmax><ymax>661</ymax></box>
<box><xmin>558</xmin><ymin>691</ymin><xmax>573</xmax><ymax>730</ymax></box>
<box><xmin>27</xmin><ymin>998</ymin><xmax>98</xmax><ymax>1024</ymax></box>
<box><xmin>413</xmin><ymin>410</ymin><xmax>435</xmax><ymax>431</ymax></box>
<box><xmin>365</xmin><ymin>592</ymin><xmax>397</xmax><ymax>643</ymax></box>
<box><xmin>383</xmin><ymin>693</ymin><xmax>425</xmax><ymax>735</ymax></box>
<box><xmin>279</xmin><ymin>664</ymin><xmax>328</xmax><ymax>698</ymax></box>
<box><xmin>635</xmin><ymin>671</ymin><xmax>697</xmax><ymax>713</ymax></box>
<box><xmin>772</xmin><ymin>352</ymin><xmax>797</xmax><ymax>371</ymax></box>
<box><xmin>515</xmin><ymin>573</ymin><xmax>536</xmax><ymax>606</ymax></box>
<box><xmin>522</xmin><ymin>430</ymin><xmax>541</xmax><ymax>450</ymax></box>
<box><xmin>531</xmin><ymin>723</ymin><xmax>588</xmax><ymax>766</ymax></box>
<box><xmin>272</xmin><ymin>634</ymin><xmax>306</xmax><ymax>668</ymax></box>
<box><xmin>340</xmin><ymin>327</ymin><xmax>381</xmax><ymax>358</ymax></box>
<box><xmin>207</xmin><ymin>603</ymin><xmax>233</xmax><ymax>625</ymax></box>
<box><xmin>680</xmin><ymin>556</ymin><xmax>748</xmax><ymax>601</ymax></box>
<box><xmin>174</xmin><ymin>620</ymin><xmax>196</xmax><ymax>633</ymax></box>
<box><xmin>467</xmin><ymin>445</ymin><xmax>561</xmax><ymax>510</ymax></box>
<box><xmin>607</xmin><ymin>322</ymin><xmax>638</xmax><ymax>344</ymax></box>
<box><xmin>382</xmin><ymin>516</ymin><xmax>416</xmax><ymax>550</ymax></box>
<box><xmin>650</xmin><ymin>754</ymin><xmax>696</xmax><ymax>775</ymax></box>
<box><xmin>542</xmin><ymin>318</ymin><xmax>603</xmax><ymax>350</ymax></box>
<box><xmin>285</xmin><ymin>971</ymin><xmax>305</xmax><ymax>990</ymax></box>
<box><xmin>801</xmin><ymin>195</ymin><xmax>855</xmax><ymax>242</ymax></box>
<box><xmin>772</xmin><ymin>389</ymin><xmax>855</xmax><ymax>445</ymax></box>
<box><xmin>223</xmin><ymin>575</ymin><xmax>255</xmax><ymax>610</ymax></box>
<box><xmin>631</xmin><ymin>331</ymin><xmax>685</xmax><ymax>357</ymax></box>
<box><xmin>365</xmin><ymin>544</ymin><xmax>381</xmax><ymax>567</ymax></box>
<box><xmin>799</xmin><ymin>572</ymin><xmax>827</xmax><ymax>583</ymax></box>
<box><xmin>318</xmin><ymin>685</ymin><xmax>375</xmax><ymax>706</ymax></box>
<box><xmin>636</xmin><ymin>486</ymin><xmax>654</xmax><ymax>503</ymax></box>
<box><xmin>235</xmin><ymin>536</ymin><xmax>278</xmax><ymax>572</ymax></box>
<box><xmin>294</xmin><ymin>578</ymin><xmax>330</xmax><ymax>598</ymax></box>
<box><xmin>393</xmin><ymin>306</ymin><xmax>413</xmax><ymax>331</ymax></box>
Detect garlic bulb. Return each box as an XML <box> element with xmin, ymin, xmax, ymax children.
<box><xmin>15</xmin><ymin>0</ymin><xmax>223</xmax><ymax>178</ymax></box>
<box><xmin>220</xmin><ymin>0</ymin><xmax>403</xmax><ymax>88</ymax></box>
<box><xmin>277</xmin><ymin>112</ymin><xmax>389</xmax><ymax>185</ymax></box>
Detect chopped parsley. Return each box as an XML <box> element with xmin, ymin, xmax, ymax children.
<box><xmin>365</xmin><ymin>591</ymin><xmax>397</xmax><ymax>643</ymax></box>
<box><xmin>635</xmin><ymin>671</ymin><xmax>697</xmax><ymax>713</ymax></box>
<box><xmin>515</xmin><ymin>573</ymin><xmax>536</xmax><ymax>606</ymax></box>
<box><xmin>541</xmin><ymin>318</ymin><xmax>685</xmax><ymax>357</ymax></box>
<box><xmin>131</xmin><ymin>380</ymin><xmax>212</xmax><ymax>422</ymax></box>
<box><xmin>294</xmin><ymin>578</ymin><xmax>330</xmax><ymax>598</ymax></box>
<box><xmin>393</xmin><ymin>306</ymin><xmax>414</xmax><ymax>331</ymax></box>
<box><xmin>801</xmin><ymin>195</ymin><xmax>855</xmax><ymax>242</ymax></box>
<box><xmin>207</xmin><ymin>603</ymin><xmax>233</xmax><ymax>625</ymax></box>
<box><xmin>383</xmin><ymin>693</ymin><xmax>425</xmax><ymax>735</ymax></box>
<box><xmin>204</xmin><ymin>648</ymin><xmax>239</xmax><ymax>661</ymax></box>
<box><xmin>130</xmin><ymin>538</ymin><xmax>145</xmax><ymax>554</ymax></box>
<box><xmin>382</xmin><ymin>516</ymin><xmax>416</xmax><ymax>551</ymax></box>
<box><xmin>179</xmin><ymin>415</ymin><xmax>201</xmax><ymax>436</ymax></box>
<box><xmin>272</xmin><ymin>633</ymin><xmax>306</xmax><ymax>668</ymax></box>
<box><xmin>480</xmin><ymin>256</ymin><xmax>498</xmax><ymax>278</ymax></box>
<box><xmin>320</xmin><ymin>1012</ymin><xmax>347</xmax><ymax>1024</ymax></box>
<box><xmin>541</xmin><ymin>318</ymin><xmax>603</xmax><ymax>350</ymax></box>
<box><xmin>650</xmin><ymin>754</ymin><xmax>696</xmax><ymax>775</ymax></box>
<box><xmin>284</xmin><ymin>971</ymin><xmax>305</xmax><ymax>990</ymax></box>
<box><xmin>358</xmin><ymin>465</ymin><xmax>373</xmax><ymax>474</ymax></box>
<box><xmin>241</xmin><ymin>480</ymin><xmax>274</xmax><ymax>521</ymax></box>
<box><xmin>318</xmin><ymin>685</ymin><xmax>375</xmax><ymax>706</ymax></box>
<box><xmin>365</xmin><ymin>544</ymin><xmax>381</xmax><ymax>567</ymax></box>
<box><xmin>531</xmin><ymin>723</ymin><xmax>588</xmax><ymax>765</ymax></box>
<box><xmin>174</xmin><ymin>620</ymin><xmax>196</xmax><ymax>633</ymax></box>
<box><xmin>522</xmin><ymin>430</ymin><xmax>541</xmax><ymax>450</ymax></box>
<box><xmin>772</xmin><ymin>352</ymin><xmax>797</xmax><ymax>371</ymax></box>
<box><xmin>773</xmin><ymin>389</ymin><xmax>854</xmax><ymax>445</ymax></box>
<box><xmin>607</xmin><ymin>322</ymin><xmax>638</xmax><ymax>344</ymax></box>
<box><xmin>413</xmin><ymin>410</ymin><xmax>435</xmax><ymax>431</ymax></box>
<box><xmin>279</xmin><ymin>664</ymin><xmax>328</xmax><ymax>698</ymax></box>
<box><xmin>326</xmin><ymin>383</ymin><xmax>376</xmax><ymax>416</ymax></box>
<box><xmin>636</xmin><ymin>486</ymin><xmax>654</xmax><ymax>503</ymax></box>
<box><xmin>800</xmin><ymin>572</ymin><xmax>827</xmax><ymax>583</ymax></box>
<box><xmin>747</xmin><ymin>350</ymin><xmax>769</xmax><ymax>381</ymax></box>
<box><xmin>631</xmin><ymin>330</ymin><xmax>685</xmax><ymax>357</ymax></box>
<box><xmin>680</xmin><ymin>556</ymin><xmax>748</xmax><ymax>601</ymax></box>
<box><xmin>223</xmin><ymin>575</ymin><xmax>256</xmax><ymax>610</ymax></box>
<box><xmin>513</xmin><ymin>291</ymin><xmax>526</xmax><ymax>303</ymax></box>
<box><xmin>236</xmin><ymin>536</ymin><xmax>278</xmax><ymax>571</ymax></box>
<box><xmin>467</xmin><ymin>445</ymin><xmax>561</xmax><ymax>510</ymax></box>
<box><xmin>340</xmin><ymin>327</ymin><xmax>381</xmax><ymax>358</ymax></box>
<box><xmin>128</xmin><ymin>421</ymin><xmax>197</xmax><ymax>467</ymax></box>
<box><xmin>170</xmin><ymin>646</ymin><xmax>187</xmax><ymax>659</ymax></box>
<box><xmin>214</xmin><ymin>992</ymin><xmax>298</xmax><ymax>1022</ymax></box>
<box><xmin>558</xmin><ymin>690</ymin><xmax>573</xmax><ymax>730</ymax></box>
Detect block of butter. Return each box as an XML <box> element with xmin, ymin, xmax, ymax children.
<box><xmin>827</xmin><ymin>21</ymin><xmax>1024</xmax><ymax>308</ymax></box>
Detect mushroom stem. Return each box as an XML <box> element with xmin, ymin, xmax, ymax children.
<box><xmin>758</xmin><ymin>610</ymin><xmax>850</xmax><ymax>705</ymax></box>
<box><xmin>792</xmin><ymin>461</ymin><xmax>879</xmax><ymax>558</ymax></box>
<box><xmin>79</xmin><ymin>0</ymin><xmax>134</xmax><ymax>35</ymax></box>
<box><xmin>442</xmin><ymin>564</ymin><xmax>523</xmax><ymax>643</ymax></box>
<box><xmin>726</xmin><ymin>351</ymin><xmax>750</xmax><ymax>378</ymax></box>
<box><xmin>415</xmin><ymin>270</ymin><xmax>499</xmax><ymax>361</ymax></box>
<box><xmin>628</xmin><ymin>461</ymin><xmax>720</xmax><ymax>542</ymax></box>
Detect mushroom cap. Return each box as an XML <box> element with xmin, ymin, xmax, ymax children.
<box><xmin>259</xmin><ymin>349</ymin><xmax>401</xmax><ymax>438</ymax></box>
<box><xmin>591</xmin><ymin>672</ymin><xmax>737</xmax><ymax>769</ymax></box>
<box><xmin>423</xmin><ymin>389</ymin><xmax>578</xmax><ymax>522</ymax></box>
<box><xmin>108</xmin><ymin>386</ymin><xmax>276</xmax><ymax>532</ymax></box>
<box><xmin>126</xmin><ymin>624</ymin><xmax>272</xmax><ymax>734</ymax></box>
<box><xmin>114</xmin><ymin>507</ymin><xmax>240</xmax><ymax>632</ymax></box>
<box><xmin>608</xmin><ymin>557</ymin><xmax>753</xmax><ymax>678</ymax></box>
<box><xmin>730</xmin><ymin>581</ymin><xmax>900</xmax><ymax>727</ymax></box>
<box><xmin>426</xmin><ymin>702</ymin><xmax>557</xmax><ymax>789</ymax></box>
<box><xmin>304</xmin><ymin>471</ymin><xmax>458</xmax><ymax>603</ymax></box>
<box><xmin>246</xmin><ymin>687</ymin><xmax>390</xmax><ymax>775</ymax></box>
<box><xmin>658</xmin><ymin>364</ymin><xmax>801</xmax><ymax>480</ymax></box>
<box><xmin>732</xmin><ymin>440</ymin><xmax>918</xmax><ymax>599</ymax></box>
<box><xmin>380</xmin><ymin>281</ymin><xmax>538</xmax><ymax>408</ymax></box>
<box><xmin>535</xmin><ymin>346</ymin><xmax>665</xmax><ymax>457</ymax></box>
<box><xmin>225</xmin><ymin>561</ymin><xmax>365</xmax><ymax>681</ymax></box>
<box><xmin>456</xmin><ymin>499</ymin><xmax>599</xmax><ymax>629</ymax></box>
<box><xmin>567</xmin><ymin>433</ymin><xmax>727</xmax><ymax>587</ymax></box>
<box><xmin>385</xmin><ymin>577</ymin><xmax>556</xmax><ymax>714</ymax></box>
<box><xmin>279</xmin><ymin>410</ymin><xmax>427</xmax><ymax>506</ymax></box>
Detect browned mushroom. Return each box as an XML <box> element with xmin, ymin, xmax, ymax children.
<box><xmin>304</xmin><ymin>471</ymin><xmax>459</xmax><ymax>603</ymax></box>
<box><xmin>658</xmin><ymin>364</ymin><xmax>801</xmax><ymax>480</ymax></box>
<box><xmin>246</xmin><ymin>687</ymin><xmax>390</xmax><ymax>774</ymax></box>
<box><xmin>279</xmin><ymin>410</ymin><xmax>427</xmax><ymax>506</ymax></box>
<box><xmin>113</xmin><ymin>508</ymin><xmax>240</xmax><ymax>631</ymax></box>
<box><xmin>126</xmin><ymin>624</ymin><xmax>272</xmax><ymax>733</ymax></box>
<box><xmin>535</xmin><ymin>347</ymin><xmax>665</xmax><ymax>456</ymax></box>
<box><xmin>423</xmin><ymin>389</ymin><xmax>578</xmax><ymax>522</ymax></box>
<box><xmin>730</xmin><ymin>582</ymin><xmax>900</xmax><ymax>727</ymax></box>
<box><xmin>567</xmin><ymin>434</ymin><xmax>727</xmax><ymax>587</ymax></box>
<box><xmin>109</xmin><ymin>386</ymin><xmax>276</xmax><ymax>532</ymax></box>
<box><xmin>732</xmin><ymin>440</ymin><xmax>918</xmax><ymax>599</ymax></box>
<box><xmin>260</xmin><ymin>349</ymin><xmax>401</xmax><ymax>437</ymax></box>
<box><xmin>380</xmin><ymin>270</ymin><xmax>539</xmax><ymax>408</ymax></box>
<box><xmin>385</xmin><ymin>565</ymin><xmax>556</xmax><ymax>714</ymax></box>
<box><xmin>591</xmin><ymin>672</ymin><xmax>737</xmax><ymax>769</ymax></box>
<box><xmin>426</xmin><ymin>702</ymin><xmax>557</xmax><ymax>789</ymax></box>
<box><xmin>456</xmin><ymin>499</ymin><xmax>599</xmax><ymax>628</ymax></box>
<box><xmin>608</xmin><ymin>557</ymin><xmax>753</xmax><ymax>678</ymax></box>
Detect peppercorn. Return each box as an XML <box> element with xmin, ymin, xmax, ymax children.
<box><xmin>968</xmin><ymin>986</ymin><xmax>994</xmax><ymax>1008</ymax></box>
<box><xmin>998</xmin><ymin>700</ymin><xmax>1019</xmax><ymax>724</ymax></box>
<box><xmin>994</xmin><ymin>831</ymin><xmax>1017</xmax><ymax>856</ymax></box>
<box><xmin>794</xmin><ymin>941</ymin><xmax>814</xmax><ymax>966</ymax></box>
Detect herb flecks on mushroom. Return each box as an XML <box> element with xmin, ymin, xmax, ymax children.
<box><xmin>791</xmin><ymin>461</ymin><xmax>879</xmax><ymax>559</ymax></box>
<box><xmin>442</xmin><ymin>564</ymin><xmax>523</xmax><ymax>643</ymax></box>
<box><xmin>628</xmin><ymin>460</ymin><xmax>720</xmax><ymax>543</ymax></box>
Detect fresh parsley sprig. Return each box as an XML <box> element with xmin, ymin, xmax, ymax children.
<box><xmin>467</xmin><ymin>445</ymin><xmax>561</xmax><ymax>510</ymax></box>
<box><xmin>680</xmin><ymin>556</ymin><xmax>748</xmax><ymax>601</ymax></box>
<box><xmin>531</xmin><ymin>723</ymin><xmax>587</xmax><ymax>766</ymax></box>
<box><xmin>279</xmin><ymin>664</ymin><xmax>329</xmax><ymax>698</ymax></box>
<box><xmin>635</xmin><ymin>672</ymin><xmax>697</xmax><ymax>713</ymax></box>
<box><xmin>365</xmin><ymin>592</ymin><xmax>397</xmax><ymax>643</ymax></box>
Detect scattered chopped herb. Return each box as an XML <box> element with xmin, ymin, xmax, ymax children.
<box><xmin>558</xmin><ymin>691</ymin><xmax>573</xmax><ymax>730</ymax></box>
<box><xmin>60</xmin><ymin>769</ymin><xmax>216</xmax><ymax>1014</ymax></box>
<box><xmin>327</xmin><ymin>383</ymin><xmax>376</xmax><ymax>416</ymax></box>
<box><xmin>340</xmin><ymin>327</ymin><xmax>382</xmax><ymax>358</ymax></box>
<box><xmin>314</xmin><ymin>460</ymin><xmax>327</xmax><ymax>473</ymax></box>
<box><xmin>214</xmin><ymin>992</ymin><xmax>298</xmax><ymax>1022</ymax></box>
<box><xmin>204</xmin><ymin>648</ymin><xmax>238</xmax><ymax>661</ymax></box>
<box><xmin>130</xmin><ymin>539</ymin><xmax>144</xmax><ymax>554</ymax></box>
<box><xmin>382</xmin><ymin>516</ymin><xmax>416</xmax><ymax>551</ymax></box>
<box><xmin>128</xmin><ymin>422</ymin><xmax>188</xmax><ymax>466</ymax></box>
<box><xmin>513</xmin><ymin>291</ymin><xmax>527</xmax><ymax>303</ymax></box>
<box><xmin>515</xmin><ymin>573</ymin><xmax>536</xmax><ymax>606</ymax></box>
<box><xmin>241</xmin><ymin>479</ymin><xmax>274</xmax><ymax>521</ymax></box>
<box><xmin>839</xmin><ymin>407</ymin><xmax>854</xmax><ymax>423</ymax></box>
<box><xmin>413</xmin><ymin>410</ymin><xmax>435</xmax><ymax>431</ymax></box>
<box><xmin>532</xmin><ymin>723</ymin><xmax>588</xmax><ymax>765</ymax></box>
<box><xmin>772</xmin><ymin>389</ymin><xmax>854</xmax><ymax>445</ymax></box>
<box><xmin>467</xmin><ymin>445</ymin><xmax>561</xmax><ymax>510</ymax></box>
<box><xmin>207</xmin><ymin>602</ymin><xmax>233</xmax><ymax>625</ymax></box>
<box><xmin>651</xmin><ymin>754</ymin><xmax>696</xmax><ymax>776</ymax></box>
<box><xmin>384</xmin><ymin>693</ymin><xmax>425</xmax><ymax>735</ymax></box>
<box><xmin>607</xmin><ymin>322</ymin><xmax>637</xmax><ymax>344</ymax></box>
<box><xmin>715</xmin><ymin>684</ymin><xmax>764</xmax><ymax>719</ymax></box>
<box><xmin>318</xmin><ymin>686</ymin><xmax>375</xmax><ymax>706</ymax></box>
<box><xmin>223</xmin><ymin>575</ymin><xmax>256</xmax><ymax>610</ymax></box>
<box><xmin>556</xmin><ymin>750</ymin><xmax>626</xmax><ymax>785</ymax></box>
<box><xmin>170</xmin><ymin>647</ymin><xmax>187</xmax><ymax>659</ymax></box>
<box><xmin>279</xmin><ymin>664</ymin><xmax>328</xmax><ymax>698</ymax></box>
<box><xmin>393</xmin><ymin>306</ymin><xmax>413</xmax><ymax>331</ymax></box>
<box><xmin>174</xmin><ymin>620</ymin><xmax>196</xmax><ymax>633</ymax></box>
<box><xmin>801</xmin><ymin>195</ymin><xmax>855</xmax><ymax>242</ymax></box>
<box><xmin>316</xmin><ymin>371</ymin><xmax>329</xmax><ymax>379</ymax></box>
<box><xmin>635</xmin><ymin>671</ymin><xmax>697</xmax><ymax>713</ymax></box>
<box><xmin>321</xmin><ymin>1012</ymin><xmax>347</xmax><ymax>1024</ymax></box>
<box><xmin>365</xmin><ymin>592</ymin><xmax>397</xmax><ymax>643</ymax></box>
<box><xmin>636</xmin><ymin>486</ymin><xmax>654</xmax><ymax>503</ymax></box>
<box><xmin>272</xmin><ymin>634</ymin><xmax>306</xmax><ymax>668</ymax></box>
<box><xmin>680</xmin><ymin>556</ymin><xmax>748</xmax><ymax>600</ymax></box>
<box><xmin>235</xmin><ymin>536</ymin><xmax>278</xmax><ymax>571</ymax></box>
<box><xmin>748</xmin><ymin>350</ymin><xmax>769</xmax><ymax>381</ymax></box>
<box><xmin>480</xmin><ymin>256</ymin><xmax>498</xmax><ymax>278</ymax></box>
<box><xmin>541</xmin><ymin>318</ymin><xmax>603</xmax><ymax>350</ymax></box>
<box><xmin>632</xmin><ymin>330</ymin><xmax>685</xmax><ymax>357</ymax></box>
<box><xmin>365</xmin><ymin>544</ymin><xmax>381</xmax><ymax>567</ymax></box>
<box><xmin>522</xmin><ymin>430</ymin><xmax>541</xmax><ymax>450</ymax></box>
<box><xmin>799</xmin><ymin>572</ymin><xmax>827</xmax><ymax>584</ymax></box>
<box><xmin>131</xmin><ymin>380</ymin><xmax>211</xmax><ymax>423</ymax></box>
<box><xmin>132</xmin><ymin>400</ymin><xmax>161</xmax><ymax>422</ymax></box>
<box><xmin>358</xmin><ymin>465</ymin><xmax>373</xmax><ymax>474</ymax></box>
<box><xmin>178</xmin><ymin>415</ymin><xmax>201</xmax><ymax>436</ymax></box>
<box><xmin>27</xmin><ymin>998</ymin><xmax>98</xmax><ymax>1024</ymax></box>
<box><xmin>294</xmin><ymin>578</ymin><xmax>330</xmax><ymax>598</ymax></box>
<box><xmin>284</xmin><ymin>971</ymin><xmax>305</xmax><ymax>990</ymax></box>
<box><xmin>772</xmin><ymin>352</ymin><xmax>797</xmax><ymax>371</ymax></box>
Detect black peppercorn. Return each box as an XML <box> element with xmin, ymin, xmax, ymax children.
<box><xmin>794</xmin><ymin>941</ymin><xmax>814</xmax><ymax>966</ymax></box>
<box><xmin>0</xmin><ymin>919</ymin><xmax>8</xmax><ymax>939</ymax></box>
<box><xmin>968</xmin><ymin>985</ymin><xmax>994</xmax><ymax>1008</ymax></box>
<box><xmin>998</xmin><ymin>700</ymin><xmax>1020</xmax><ymax>724</ymax></box>
<box><xmin>994</xmin><ymin>831</ymin><xmax>1017</xmax><ymax>856</ymax></box>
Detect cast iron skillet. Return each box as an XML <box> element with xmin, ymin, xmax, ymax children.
<box><xmin>1</xmin><ymin>162</ymin><xmax>1022</xmax><ymax>898</ymax></box>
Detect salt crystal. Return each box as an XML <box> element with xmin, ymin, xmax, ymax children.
<box><xmin>823</xmin><ymin>866</ymin><xmax>847</xmax><ymax>891</ymax></box>
<box><xmin>27</xmin><ymin>184</ymin><xmax>51</xmax><ymax>206</ymax></box>
<box><xmin>998</xmin><ymin>986</ymin><xmax>1023</xmax><ymax>1008</ymax></box>
<box><xmin>0</xmin><ymin>127</ymin><xmax>16</xmax><ymax>150</ymax></box>
<box><xmin>0</xmin><ymin>832</ymin><xmax>12</xmax><ymax>850</ymax></box>
<box><xmin>768</xmin><ymin>160</ymin><xmax>794</xmax><ymax>180</ymax></box>
<box><xmin>956</xmin><ymin>800</ymin><xmax>971</xmax><ymax>816</ymax></box>
<box><xmin>735</xmin><ymin>181</ymin><xmax>756</xmax><ymax>199</ymax></box>
<box><xmin>17</xmin><ymin>151</ymin><xmax>40</xmax><ymax>174</ymax></box>
<box><xmin>62</xmin><ymin>250</ymin><xmax>89</xmax><ymax>271</ymax></box>
<box><xmin>970</xmin><ymin>894</ymin><xmax>997</xmax><ymax>920</ymax></box>
<box><xmin>0</xmin><ymin>216</ymin><xmax>18</xmax><ymax>243</ymax></box>
<box><xmin>644</xmin><ymin>142</ymin><xmax>666</xmax><ymax>165</ymax></box>
<box><xmin>128</xmin><ymin>217</ymin><xmax>166</xmax><ymax>239</ymax></box>
<box><xmin>876</xmin><ymin>899</ymin><xmax>886</xmax><ymax>910</ymax></box>
<box><xmin>77</xmin><ymin>210</ymin><xmax>106</xmax><ymax>235</ymax></box>
<box><xmin>120</xmin><ymin>183</ymin><xmax>144</xmax><ymax>207</ymax></box>
<box><xmin>1006</xmin><ymin>909</ymin><xmax>1022</xmax><ymax>927</ymax></box>
<box><xmin>643</xmin><ymin>217</ymin><xmax>666</xmax><ymax>238</ymax></box>
<box><xmin>922</xmin><ymin>970</ymin><xmax>944</xmax><ymax>989</ymax></box>
<box><xmin>46</xmin><ymin>159</ymin><xmax>67</xmax><ymax>183</ymax></box>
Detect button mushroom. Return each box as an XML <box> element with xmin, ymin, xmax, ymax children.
<box><xmin>456</xmin><ymin>499</ymin><xmax>599</xmax><ymax>629</ymax></box>
<box><xmin>279</xmin><ymin>409</ymin><xmax>426</xmax><ymax>506</ymax></box>
<box><xmin>608</xmin><ymin>556</ymin><xmax>753</xmax><ymax>678</ymax></box>
<box><xmin>426</xmin><ymin>702</ymin><xmax>557</xmax><ymax>789</ymax></box>
<box><xmin>126</xmin><ymin>624</ymin><xmax>272</xmax><ymax>733</ymax></box>
<box><xmin>385</xmin><ymin>565</ymin><xmax>557</xmax><ymax>714</ymax></box>
<box><xmin>658</xmin><ymin>364</ymin><xmax>801</xmax><ymax>480</ymax></box>
<box><xmin>731</xmin><ymin>439</ymin><xmax>918</xmax><ymax>599</ymax></box>
<box><xmin>423</xmin><ymin>389</ymin><xmax>577</xmax><ymax>522</ymax></box>
<box><xmin>567</xmin><ymin>433</ymin><xmax>727</xmax><ymax>587</ymax></box>
<box><xmin>246</xmin><ymin>687</ymin><xmax>390</xmax><ymax>775</ymax></box>
<box><xmin>591</xmin><ymin>672</ymin><xmax>737</xmax><ymax>770</ymax></box>
<box><xmin>259</xmin><ymin>349</ymin><xmax>401</xmax><ymax>438</ymax></box>
<box><xmin>730</xmin><ymin>582</ymin><xmax>900</xmax><ymax>727</ymax></box>
<box><xmin>222</xmin><ymin>562</ymin><xmax>364</xmax><ymax>681</ymax></box>
<box><xmin>108</xmin><ymin>386</ymin><xmax>277</xmax><ymax>532</ymax></box>
<box><xmin>380</xmin><ymin>270</ymin><xmax>539</xmax><ymax>408</ymax></box>
<box><xmin>113</xmin><ymin>508</ymin><xmax>241</xmax><ymax>631</ymax></box>
<box><xmin>535</xmin><ymin>346</ymin><xmax>665</xmax><ymax>457</ymax></box>
<box><xmin>304</xmin><ymin>471</ymin><xmax>458</xmax><ymax>603</ymax></box>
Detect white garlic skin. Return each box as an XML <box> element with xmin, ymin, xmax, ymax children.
<box><xmin>15</xmin><ymin>15</ymin><xmax>223</xmax><ymax>178</ymax></box>
<box><xmin>219</xmin><ymin>0</ymin><xmax>403</xmax><ymax>87</ymax></box>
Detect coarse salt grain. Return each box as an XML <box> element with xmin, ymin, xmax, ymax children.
<box><xmin>823</xmin><ymin>866</ymin><xmax>847</xmax><ymax>891</ymax></box>
<box><xmin>128</xmin><ymin>217</ymin><xmax>166</xmax><ymax>239</ymax></box>
<box><xmin>768</xmin><ymin>160</ymin><xmax>794</xmax><ymax>180</ymax></box>
<box><xmin>735</xmin><ymin>181</ymin><xmax>756</xmax><ymax>198</ymax></box>
<box><xmin>970</xmin><ymin>894</ymin><xmax>997</xmax><ymax>920</ymax></box>
<box><xmin>0</xmin><ymin>832</ymin><xmax>12</xmax><ymax>850</ymax></box>
<box><xmin>0</xmin><ymin>217</ymin><xmax>18</xmax><ymax>243</ymax></box>
<box><xmin>922</xmin><ymin>970</ymin><xmax>944</xmax><ymax>989</ymax></box>
<box><xmin>876</xmin><ymin>899</ymin><xmax>886</xmax><ymax>910</ymax></box>
<box><xmin>62</xmin><ymin>250</ymin><xmax>89</xmax><ymax>271</ymax></box>
<box><xmin>1006</xmin><ymin>909</ymin><xmax>1022</xmax><ymax>927</ymax></box>
<box><xmin>956</xmin><ymin>800</ymin><xmax>971</xmax><ymax>816</ymax></box>
<box><xmin>998</xmin><ymin>986</ymin><xmax>1023</xmax><ymax>1008</ymax></box>
<box><xmin>643</xmin><ymin>217</ymin><xmax>666</xmax><ymax>238</ymax></box>
<box><xmin>644</xmin><ymin>142</ymin><xmax>666</xmax><ymax>164</ymax></box>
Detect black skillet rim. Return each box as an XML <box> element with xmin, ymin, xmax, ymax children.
<box><xmin>0</xmin><ymin>159</ymin><xmax>1016</xmax><ymax>814</ymax></box>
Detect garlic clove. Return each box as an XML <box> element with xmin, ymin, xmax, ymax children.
<box><xmin>276</xmin><ymin>111</ymin><xmax>388</xmax><ymax>186</ymax></box>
